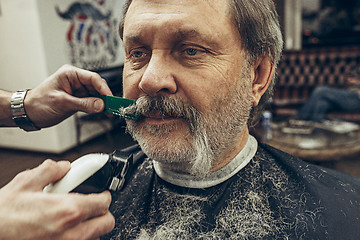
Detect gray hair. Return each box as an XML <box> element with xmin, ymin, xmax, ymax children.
<box><xmin>119</xmin><ymin>0</ymin><xmax>283</xmax><ymax>124</ymax></box>
<box><xmin>229</xmin><ymin>0</ymin><xmax>283</xmax><ymax>125</ymax></box>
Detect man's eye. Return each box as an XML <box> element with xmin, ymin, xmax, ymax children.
<box><xmin>132</xmin><ymin>51</ymin><xmax>146</xmax><ymax>58</ymax></box>
<box><xmin>185</xmin><ymin>48</ymin><xmax>198</xmax><ymax>56</ymax></box>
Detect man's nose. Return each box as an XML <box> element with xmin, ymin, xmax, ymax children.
<box><xmin>139</xmin><ymin>54</ymin><xmax>177</xmax><ymax>96</ymax></box>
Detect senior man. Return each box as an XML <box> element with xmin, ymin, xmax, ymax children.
<box><xmin>105</xmin><ymin>0</ymin><xmax>360</xmax><ymax>239</ymax></box>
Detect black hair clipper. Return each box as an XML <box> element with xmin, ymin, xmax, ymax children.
<box><xmin>44</xmin><ymin>150</ymin><xmax>133</xmax><ymax>194</ymax></box>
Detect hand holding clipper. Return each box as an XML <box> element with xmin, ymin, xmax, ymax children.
<box><xmin>44</xmin><ymin>150</ymin><xmax>133</xmax><ymax>194</ymax></box>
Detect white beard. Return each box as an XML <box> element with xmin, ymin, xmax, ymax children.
<box><xmin>125</xmin><ymin>68</ymin><xmax>253</xmax><ymax>176</ymax></box>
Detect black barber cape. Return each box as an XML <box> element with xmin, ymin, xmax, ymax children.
<box><xmin>103</xmin><ymin>143</ymin><xmax>360</xmax><ymax>240</ymax></box>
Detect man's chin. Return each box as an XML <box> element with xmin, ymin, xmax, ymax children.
<box><xmin>127</xmin><ymin>121</ymin><xmax>192</xmax><ymax>152</ymax></box>
<box><xmin>138</xmin><ymin>134</ymin><xmax>193</xmax><ymax>160</ymax></box>
<box><xmin>126</xmin><ymin>118</ymin><xmax>213</xmax><ymax>175</ymax></box>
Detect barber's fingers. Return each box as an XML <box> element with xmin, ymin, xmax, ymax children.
<box><xmin>65</xmin><ymin>95</ymin><xmax>106</xmax><ymax>113</ymax></box>
<box><xmin>51</xmin><ymin>91</ymin><xmax>106</xmax><ymax>114</ymax></box>
<box><xmin>58</xmin><ymin>211</ymin><xmax>115</xmax><ymax>240</ymax></box>
<box><xmin>48</xmin><ymin>192</ymin><xmax>112</xmax><ymax>235</ymax></box>
<box><xmin>11</xmin><ymin>160</ymin><xmax>71</xmax><ymax>191</ymax></box>
<box><xmin>74</xmin><ymin>67</ymin><xmax>113</xmax><ymax>96</ymax></box>
<box><xmin>68</xmin><ymin>191</ymin><xmax>112</xmax><ymax>222</ymax></box>
<box><xmin>59</xmin><ymin>64</ymin><xmax>113</xmax><ymax>96</ymax></box>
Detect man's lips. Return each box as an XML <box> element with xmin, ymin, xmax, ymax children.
<box><xmin>147</xmin><ymin>112</ymin><xmax>171</xmax><ymax>119</ymax></box>
<box><xmin>142</xmin><ymin>112</ymin><xmax>182</xmax><ymax>124</ymax></box>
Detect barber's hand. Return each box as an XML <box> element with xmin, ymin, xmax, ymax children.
<box><xmin>25</xmin><ymin>64</ymin><xmax>113</xmax><ymax>128</ymax></box>
<box><xmin>0</xmin><ymin>160</ymin><xmax>115</xmax><ymax>240</ymax></box>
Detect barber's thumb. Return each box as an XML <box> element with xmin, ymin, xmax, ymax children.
<box><xmin>76</xmin><ymin>97</ymin><xmax>105</xmax><ymax>113</ymax></box>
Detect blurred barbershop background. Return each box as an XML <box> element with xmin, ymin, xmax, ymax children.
<box><xmin>0</xmin><ymin>0</ymin><xmax>360</xmax><ymax>187</ymax></box>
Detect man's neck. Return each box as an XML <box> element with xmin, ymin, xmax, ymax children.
<box><xmin>153</xmin><ymin>131</ymin><xmax>258</xmax><ymax>189</ymax></box>
<box><xmin>210</xmin><ymin>127</ymin><xmax>250</xmax><ymax>172</ymax></box>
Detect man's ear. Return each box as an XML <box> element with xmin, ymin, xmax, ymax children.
<box><xmin>251</xmin><ymin>56</ymin><xmax>275</xmax><ymax>106</ymax></box>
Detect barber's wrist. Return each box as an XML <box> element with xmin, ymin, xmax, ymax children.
<box><xmin>11</xmin><ymin>89</ymin><xmax>41</xmax><ymax>132</ymax></box>
<box><xmin>0</xmin><ymin>90</ymin><xmax>15</xmax><ymax>126</ymax></box>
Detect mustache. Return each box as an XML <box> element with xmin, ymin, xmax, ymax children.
<box><xmin>125</xmin><ymin>96</ymin><xmax>201</xmax><ymax>131</ymax></box>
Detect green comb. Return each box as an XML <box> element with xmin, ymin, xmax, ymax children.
<box><xmin>96</xmin><ymin>95</ymin><xmax>138</xmax><ymax>120</ymax></box>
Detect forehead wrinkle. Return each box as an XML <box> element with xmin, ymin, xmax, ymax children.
<box><xmin>125</xmin><ymin>26</ymin><xmax>222</xmax><ymax>52</ymax></box>
<box><xmin>124</xmin><ymin>0</ymin><xmax>232</xmax><ymax>35</ymax></box>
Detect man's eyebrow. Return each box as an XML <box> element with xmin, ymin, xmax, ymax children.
<box><xmin>176</xmin><ymin>29</ymin><xmax>201</xmax><ymax>40</ymax></box>
<box><xmin>124</xmin><ymin>35</ymin><xmax>145</xmax><ymax>46</ymax></box>
<box><xmin>124</xmin><ymin>28</ymin><xmax>221</xmax><ymax>50</ymax></box>
<box><xmin>174</xmin><ymin>29</ymin><xmax>220</xmax><ymax>48</ymax></box>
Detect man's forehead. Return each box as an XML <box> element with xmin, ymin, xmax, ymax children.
<box><xmin>124</xmin><ymin>27</ymin><xmax>223</xmax><ymax>52</ymax></box>
<box><xmin>124</xmin><ymin>0</ymin><xmax>233</xmax><ymax>41</ymax></box>
<box><xmin>126</xmin><ymin>0</ymin><xmax>230</xmax><ymax>19</ymax></box>
<box><xmin>128</xmin><ymin>0</ymin><xmax>228</xmax><ymax>7</ymax></box>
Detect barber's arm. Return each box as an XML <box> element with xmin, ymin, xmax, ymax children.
<box><xmin>0</xmin><ymin>65</ymin><xmax>115</xmax><ymax>239</ymax></box>
<box><xmin>0</xmin><ymin>64</ymin><xmax>113</xmax><ymax>129</ymax></box>
<box><xmin>0</xmin><ymin>160</ymin><xmax>115</xmax><ymax>239</ymax></box>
